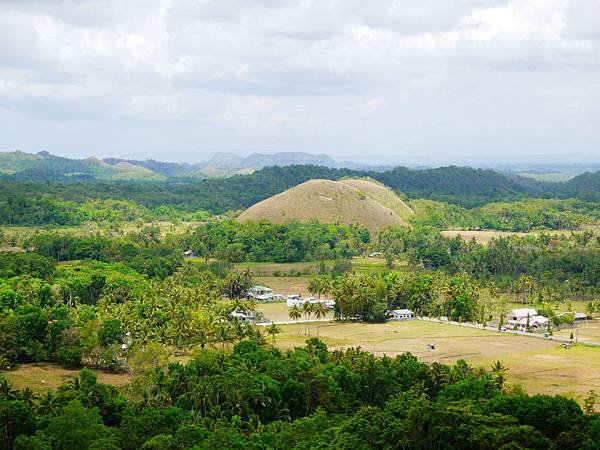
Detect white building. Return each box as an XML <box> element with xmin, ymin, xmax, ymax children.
<box><xmin>509</xmin><ymin>308</ymin><xmax>538</xmax><ymax>322</ymax></box>
<box><xmin>247</xmin><ymin>286</ymin><xmax>273</xmax><ymax>299</ymax></box>
<box><xmin>286</xmin><ymin>295</ymin><xmax>334</xmax><ymax>309</ymax></box>
<box><xmin>507</xmin><ymin>308</ymin><xmax>548</xmax><ymax>330</ymax></box>
<box><xmin>229</xmin><ymin>310</ymin><xmax>256</xmax><ymax>323</ymax></box>
<box><xmin>389</xmin><ymin>309</ymin><xmax>414</xmax><ymax>320</ymax></box>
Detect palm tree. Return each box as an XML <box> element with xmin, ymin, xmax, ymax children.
<box><xmin>312</xmin><ymin>302</ymin><xmax>328</xmax><ymax>336</ymax></box>
<box><xmin>36</xmin><ymin>390</ymin><xmax>59</xmax><ymax>416</ymax></box>
<box><xmin>195</xmin><ymin>318</ymin><xmax>215</xmax><ymax>349</ymax></box>
<box><xmin>0</xmin><ymin>378</ymin><xmax>18</xmax><ymax>400</ymax></box>
<box><xmin>19</xmin><ymin>387</ymin><xmax>37</xmax><ymax>408</ymax></box>
<box><xmin>302</xmin><ymin>301</ymin><xmax>313</xmax><ymax>336</ymax></box>
<box><xmin>288</xmin><ymin>305</ymin><xmax>301</xmax><ymax>322</ymax></box>
<box><xmin>586</xmin><ymin>301</ymin><xmax>596</xmax><ymax>319</ymax></box>
<box><xmin>308</xmin><ymin>278</ymin><xmax>321</xmax><ymax>298</ymax></box>
<box><xmin>491</xmin><ymin>361</ymin><xmax>508</xmax><ymax>389</ymax></box>
<box><xmin>516</xmin><ymin>275</ymin><xmax>536</xmax><ymax>305</ymax></box>
<box><xmin>214</xmin><ymin>321</ymin><xmax>234</xmax><ymax>351</ymax></box>
<box><xmin>266</xmin><ymin>322</ymin><xmax>282</xmax><ymax>344</ymax></box>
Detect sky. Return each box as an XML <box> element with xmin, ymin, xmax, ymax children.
<box><xmin>0</xmin><ymin>0</ymin><xmax>599</xmax><ymax>166</ymax></box>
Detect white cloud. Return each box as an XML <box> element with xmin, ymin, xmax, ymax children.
<box><xmin>0</xmin><ymin>0</ymin><xmax>598</xmax><ymax>163</ymax></box>
<box><xmin>350</xmin><ymin>98</ymin><xmax>387</xmax><ymax>112</ymax></box>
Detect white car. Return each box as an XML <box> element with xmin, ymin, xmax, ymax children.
<box><xmin>440</xmin><ymin>316</ymin><xmax>448</xmax><ymax>322</ymax></box>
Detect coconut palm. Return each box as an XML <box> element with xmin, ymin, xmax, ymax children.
<box><xmin>491</xmin><ymin>361</ymin><xmax>508</xmax><ymax>389</ymax></box>
<box><xmin>266</xmin><ymin>322</ymin><xmax>282</xmax><ymax>344</ymax></box>
<box><xmin>214</xmin><ymin>321</ymin><xmax>235</xmax><ymax>351</ymax></box>
<box><xmin>288</xmin><ymin>305</ymin><xmax>301</xmax><ymax>322</ymax></box>
<box><xmin>0</xmin><ymin>378</ymin><xmax>18</xmax><ymax>400</ymax></box>
<box><xmin>37</xmin><ymin>390</ymin><xmax>60</xmax><ymax>416</ymax></box>
<box><xmin>302</xmin><ymin>301</ymin><xmax>313</xmax><ymax>336</ymax></box>
<box><xmin>312</xmin><ymin>302</ymin><xmax>328</xmax><ymax>336</ymax></box>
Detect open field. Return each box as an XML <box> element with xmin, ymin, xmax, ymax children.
<box><xmin>236</xmin><ymin>261</ymin><xmax>318</xmax><ymax>276</ymax></box>
<box><xmin>254</xmin><ymin>276</ymin><xmax>310</xmax><ymax>296</ymax></box>
<box><xmin>0</xmin><ymin>221</ymin><xmax>200</xmax><ymax>242</ymax></box>
<box><xmin>442</xmin><ymin>225</ymin><xmax>600</xmax><ymax>244</ymax></box>
<box><xmin>554</xmin><ymin>320</ymin><xmax>600</xmax><ymax>344</ymax></box>
<box><xmin>3</xmin><ymin>362</ymin><xmax>132</xmax><ymax>391</ymax></box>
<box><xmin>275</xmin><ymin>320</ymin><xmax>600</xmax><ymax>403</ymax></box>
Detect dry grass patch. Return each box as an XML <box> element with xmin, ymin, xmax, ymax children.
<box><xmin>4</xmin><ymin>362</ymin><xmax>132</xmax><ymax>391</ymax></box>
<box><xmin>254</xmin><ymin>276</ymin><xmax>310</xmax><ymax>295</ymax></box>
<box><xmin>276</xmin><ymin>320</ymin><xmax>600</xmax><ymax>402</ymax></box>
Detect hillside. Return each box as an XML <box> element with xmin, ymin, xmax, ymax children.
<box><xmin>558</xmin><ymin>171</ymin><xmax>600</xmax><ymax>201</ymax></box>
<box><xmin>237</xmin><ymin>178</ymin><xmax>412</xmax><ymax>233</ymax></box>
<box><xmin>339</xmin><ymin>178</ymin><xmax>414</xmax><ymax>221</ymax></box>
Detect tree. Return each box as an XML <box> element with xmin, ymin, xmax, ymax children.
<box><xmin>491</xmin><ymin>361</ymin><xmax>508</xmax><ymax>389</ymax></box>
<box><xmin>583</xmin><ymin>390</ymin><xmax>598</xmax><ymax>415</ymax></box>
<box><xmin>43</xmin><ymin>400</ymin><xmax>113</xmax><ymax>450</ymax></box>
<box><xmin>98</xmin><ymin>320</ymin><xmax>124</xmax><ymax>347</ymax></box>
<box><xmin>214</xmin><ymin>322</ymin><xmax>234</xmax><ymax>351</ymax></box>
<box><xmin>266</xmin><ymin>322</ymin><xmax>281</xmax><ymax>344</ymax></box>
<box><xmin>312</xmin><ymin>302</ymin><xmax>328</xmax><ymax>336</ymax></box>
<box><xmin>288</xmin><ymin>305</ymin><xmax>301</xmax><ymax>322</ymax></box>
<box><xmin>302</xmin><ymin>302</ymin><xmax>313</xmax><ymax>336</ymax></box>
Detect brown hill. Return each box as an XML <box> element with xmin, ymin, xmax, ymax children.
<box><xmin>237</xmin><ymin>178</ymin><xmax>412</xmax><ymax>233</ymax></box>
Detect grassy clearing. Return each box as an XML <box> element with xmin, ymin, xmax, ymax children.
<box><xmin>351</xmin><ymin>257</ymin><xmax>389</xmax><ymax>272</ymax></box>
<box><xmin>442</xmin><ymin>225</ymin><xmax>600</xmax><ymax>244</ymax></box>
<box><xmin>254</xmin><ymin>277</ymin><xmax>310</xmax><ymax>296</ymax></box>
<box><xmin>0</xmin><ymin>221</ymin><xmax>200</xmax><ymax>240</ymax></box>
<box><xmin>3</xmin><ymin>362</ymin><xmax>132</xmax><ymax>391</ymax></box>
<box><xmin>554</xmin><ymin>321</ymin><xmax>600</xmax><ymax>344</ymax></box>
<box><xmin>236</xmin><ymin>261</ymin><xmax>318</xmax><ymax>276</ymax></box>
<box><xmin>275</xmin><ymin>320</ymin><xmax>600</xmax><ymax>403</ymax></box>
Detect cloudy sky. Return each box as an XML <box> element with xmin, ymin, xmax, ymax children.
<box><xmin>1</xmin><ymin>0</ymin><xmax>599</xmax><ymax>165</ymax></box>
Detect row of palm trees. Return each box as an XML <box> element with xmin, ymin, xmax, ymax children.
<box><xmin>288</xmin><ymin>301</ymin><xmax>329</xmax><ymax>335</ymax></box>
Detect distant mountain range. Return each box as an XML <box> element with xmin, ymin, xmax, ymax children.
<box><xmin>0</xmin><ymin>149</ymin><xmax>598</xmax><ymax>183</ymax></box>
<box><xmin>0</xmin><ymin>150</ymin><xmax>394</xmax><ymax>181</ymax></box>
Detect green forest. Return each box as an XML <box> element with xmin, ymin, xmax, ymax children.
<box><xmin>2</xmin><ymin>164</ymin><xmax>600</xmax><ymax>226</ymax></box>
<box><xmin>0</xmin><ymin>163</ymin><xmax>599</xmax><ymax>449</ymax></box>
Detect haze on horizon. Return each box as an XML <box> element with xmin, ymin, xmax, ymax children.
<box><xmin>1</xmin><ymin>0</ymin><xmax>599</xmax><ymax>166</ymax></box>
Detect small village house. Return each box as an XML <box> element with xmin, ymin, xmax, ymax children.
<box><xmin>507</xmin><ymin>308</ymin><xmax>549</xmax><ymax>331</ymax></box>
<box><xmin>389</xmin><ymin>309</ymin><xmax>414</xmax><ymax>320</ymax></box>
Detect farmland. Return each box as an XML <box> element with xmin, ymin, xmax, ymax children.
<box><xmin>275</xmin><ymin>319</ymin><xmax>600</xmax><ymax>404</ymax></box>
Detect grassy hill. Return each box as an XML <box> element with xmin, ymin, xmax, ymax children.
<box><xmin>339</xmin><ymin>178</ymin><xmax>414</xmax><ymax>222</ymax></box>
<box><xmin>237</xmin><ymin>178</ymin><xmax>412</xmax><ymax>233</ymax></box>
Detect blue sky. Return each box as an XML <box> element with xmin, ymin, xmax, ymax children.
<box><xmin>0</xmin><ymin>0</ymin><xmax>599</xmax><ymax>165</ymax></box>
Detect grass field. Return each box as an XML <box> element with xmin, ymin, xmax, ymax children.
<box><xmin>236</xmin><ymin>261</ymin><xmax>318</xmax><ymax>276</ymax></box>
<box><xmin>275</xmin><ymin>320</ymin><xmax>600</xmax><ymax>404</ymax></box>
<box><xmin>442</xmin><ymin>225</ymin><xmax>600</xmax><ymax>244</ymax></box>
<box><xmin>4</xmin><ymin>362</ymin><xmax>132</xmax><ymax>391</ymax></box>
<box><xmin>4</xmin><ymin>320</ymin><xmax>599</xmax><ymax>410</ymax></box>
<box><xmin>0</xmin><ymin>221</ymin><xmax>200</xmax><ymax>242</ymax></box>
<box><xmin>254</xmin><ymin>277</ymin><xmax>311</xmax><ymax>296</ymax></box>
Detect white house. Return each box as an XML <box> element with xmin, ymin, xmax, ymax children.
<box><xmin>287</xmin><ymin>295</ymin><xmax>334</xmax><ymax>309</ymax></box>
<box><xmin>507</xmin><ymin>308</ymin><xmax>548</xmax><ymax>330</ymax></box>
<box><xmin>389</xmin><ymin>309</ymin><xmax>414</xmax><ymax>320</ymax></box>
<box><xmin>247</xmin><ymin>286</ymin><xmax>273</xmax><ymax>299</ymax></box>
<box><xmin>574</xmin><ymin>312</ymin><xmax>592</xmax><ymax>321</ymax></box>
<box><xmin>509</xmin><ymin>308</ymin><xmax>538</xmax><ymax>322</ymax></box>
<box><xmin>229</xmin><ymin>310</ymin><xmax>256</xmax><ymax>323</ymax></box>
<box><xmin>286</xmin><ymin>294</ymin><xmax>303</xmax><ymax>307</ymax></box>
